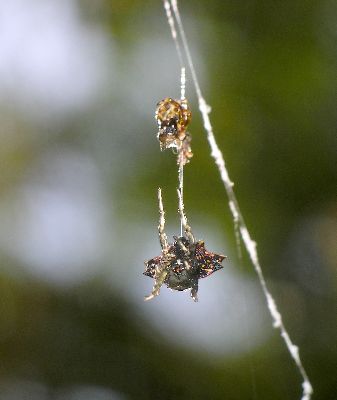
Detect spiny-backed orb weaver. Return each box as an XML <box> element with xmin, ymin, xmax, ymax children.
<box><xmin>144</xmin><ymin>188</ymin><xmax>226</xmax><ymax>302</ymax></box>
<box><xmin>155</xmin><ymin>97</ymin><xmax>193</xmax><ymax>165</ymax></box>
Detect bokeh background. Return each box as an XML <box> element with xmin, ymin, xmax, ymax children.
<box><xmin>0</xmin><ymin>0</ymin><xmax>336</xmax><ymax>399</ymax></box>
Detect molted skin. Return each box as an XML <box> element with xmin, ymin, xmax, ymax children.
<box><xmin>155</xmin><ymin>97</ymin><xmax>193</xmax><ymax>165</ymax></box>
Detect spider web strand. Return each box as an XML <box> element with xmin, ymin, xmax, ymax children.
<box><xmin>165</xmin><ymin>1</ymin><xmax>313</xmax><ymax>399</ymax></box>
<box><xmin>163</xmin><ymin>1</ymin><xmax>186</xmax><ymax>237</ymax></box>
<box><xmin>178</xmin><ymin>67</ymin><xmax>185</xmax><ymax>236</ymax></box>
<box><xmin>163</xmin><ymin>0</ymin><xmax>184</xmax><ymax>68</ymax></box>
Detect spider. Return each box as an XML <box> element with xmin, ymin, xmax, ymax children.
<box><xmin>155</xmin><ymin>97</ymin><xmax>193</xmax><ymax>165</ymax></box>
<box><xmin>144</xmin><ymin>188</ymin><xmax>226</xmax><ymax>302</ymax></box>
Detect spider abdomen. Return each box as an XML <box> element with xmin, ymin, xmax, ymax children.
<box><xmin>165</xmin><ymin>266</ymin><xmax>199</xmax><ymax>291</ymax></box>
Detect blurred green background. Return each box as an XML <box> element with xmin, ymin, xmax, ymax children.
<box><xmin>0</xmin><ymin>0</ymin><xmax>336</xmax><ymax>399</ymax></box>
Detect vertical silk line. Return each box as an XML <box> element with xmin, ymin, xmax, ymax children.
<box><xmin>164</xmin><ymin>1</ymin><xmax>186</xmax><ymax>237</ymax></box>
<box><xmin>178</xmin><ymin>155</ymin><xmax>184</xmax><ymax>237</ymax></box>
<box><xmin>180</xmin><ymin>67</ymin><xmax>186</xmax><ymax>100</ymax></box>
<box><xmin>179</xmin><ymin>67</ymin><xmax>186</xmax><ymax>236</ymax></box>
<box><xmin>164</xmin><ymin>1</ymin><xmax>313</xmax><ymax>399</ymax></box>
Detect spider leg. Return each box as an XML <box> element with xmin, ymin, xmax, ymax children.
<box><xmin>158</xmin><ymin>188</ymin><xmax>169</xmax><ymax>253</ymax></box>
<box><xmin>144</xmin><ymin>259</ymin><xmax>170</xmax><ymax>301</ymax></box>
<box><xmin>174</xmin><ymin>235</ymin><xmax>190</xmax><ymax>255</ymax></box>
<box><xmin>177</xmin><ymin>188</ymin><xmax>195</xmax><ymax>243</ymax></box>
<box><xmin>144</xmin><ymin>189</ymin><xmax>171</xmax><ymax>301</ymax></box>
<box><xmin>183</xmin><ymin>259</ymin><xmax>191</xmax><ymax>271</ymax></box>
<box><xmin>190</xmin><ymin>280</ymin><xmax>199</xmax><ymax>302</ymax></box>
